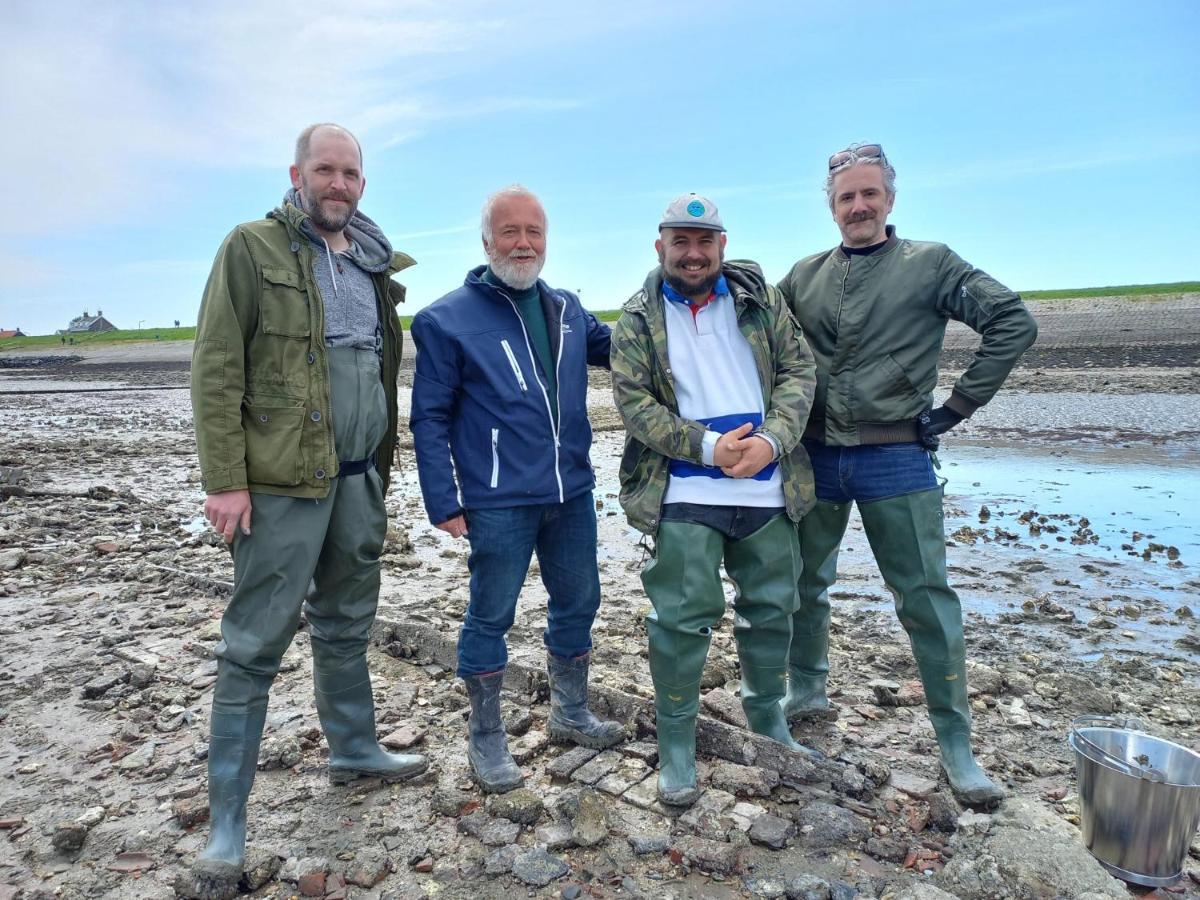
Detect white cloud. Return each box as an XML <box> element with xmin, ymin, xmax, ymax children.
<box><xmin>1</xmin><ymin>0</ymin><xmax>599</xmax><ymax>238</ymax></box>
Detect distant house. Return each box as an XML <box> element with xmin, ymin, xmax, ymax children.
<box><xmin>63</xmin><ymin>310</ymin><xmax>117</xmax><ymax>334</ymax></box>
<box><xmin>0</xmin><ymin>328</ymin><xmax>24</xmax><ymax>338</ymax></box>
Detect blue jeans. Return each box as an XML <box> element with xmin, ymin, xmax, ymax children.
<box><xmin>803</xmin><ymin>440</ymin><xmax>937</xmax><ymax>504</ymax></box>
<box><xmin>457</xmin><ymin>490</ymin><xmax>601</xmax><ymax>677</ymax></box>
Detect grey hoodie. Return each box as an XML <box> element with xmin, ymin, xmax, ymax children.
<box><xmin>282</xmin><ymin>188</ymin><xmax>393</xmax><ymax>350</ymax></box>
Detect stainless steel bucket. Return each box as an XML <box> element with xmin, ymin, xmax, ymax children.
<box><xmin>1069</xmin><ymin>715</ymin><xmax>1200</xmax><ymax>887</ymax></box>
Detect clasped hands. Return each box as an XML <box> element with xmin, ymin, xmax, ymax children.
<box><xmin>713</xmin><ymin>422</ymin><xmax>774</xmax><ymax>478</ymax></box>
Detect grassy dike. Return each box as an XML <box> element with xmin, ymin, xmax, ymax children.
<box><xmin>3</xmin><ymin>282</ymin><xmax>1197</xmax><ymax>349</ymax></box>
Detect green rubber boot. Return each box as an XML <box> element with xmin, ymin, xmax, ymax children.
<box><xmin>313</xmin><ymin>654</ymin><xmax>429</xmax><ymax>784</ymax></box>
<box><xmin>784</xmin><ymin>500</ymin><xmax>851</xmax><ymax>721</ymax></box>
<box><xmin>546</xmin><ymin>652</ymin><xmax>625</xmax><ymax>749</ymax></box>
<box><xmin>192</xmin><ymin>663</ymin><xmax>272</xmax><ymax>897</ymax></box>
<box><xmin>725</xmin><ymin>515</ymin><xmax>803</xmax><ymax>750</ymax></box>
<box><xmin>860</xmin><ymin>487</ymin><xmax>1004</xmax><ymax>806</ymax></box>
<box><xmin>463</xmin><ymin>671</ymin><xmax>524</xmax><ymax>793</ymax></box>
<box><xmin>642</xmin><ymin>521</ymin><xmax>726</xmax><ymax>807</ymax></box>
<box><xmin>918</xmin><ymin>657</ymin><xmax>1005</xmax><ymax>806</ymax></box>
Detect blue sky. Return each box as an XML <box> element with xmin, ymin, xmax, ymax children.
<box><xmin>2</xmin><ymin>0</ymin><xmax>1197</xmax><ymax>335</ymax></box>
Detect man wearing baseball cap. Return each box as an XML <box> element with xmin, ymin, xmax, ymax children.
<box><xmin>777</xmin><ymin>143</ymin><xmax>1037</xmax><ymax>806</ymax></box>
<box><xmin>611</xmin><ymin>194</ymin><xmax>819</xmax><ymax>806</ymax></box>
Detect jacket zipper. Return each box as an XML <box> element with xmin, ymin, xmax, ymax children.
<box><xmin>504</xmin><ymin>296</ymin><xmax>564</xmax><ymax>503</ymax></box>
<box><xmin>490</xmin><ymin>428</ymin><xmax>500</xmax><ymax>488</ymax></box>
<box><xmin>499</xmin><ymin>339</ymin><xmax>528</xmax><ymax>391</ymax></box>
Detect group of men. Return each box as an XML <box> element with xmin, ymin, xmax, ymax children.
<box><xmin>190</xmin><ymin>122</ymin><xmax>1035</xmax><ymax>893</ymax></box>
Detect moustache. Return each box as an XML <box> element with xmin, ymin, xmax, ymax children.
<box><xmin>849</xmin><ymin>212</ymin><xmax>875</xmax><ymax>223</ymax></box>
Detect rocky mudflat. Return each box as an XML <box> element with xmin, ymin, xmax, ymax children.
<box><xmin>0</xmin><ymin>296</ymin><xmax>1198</xmax><ymax>899</ymax></box>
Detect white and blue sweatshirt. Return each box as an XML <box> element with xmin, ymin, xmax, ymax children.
<box><xmin>662</xmin><ymin>276</ymin><xmax>785</xmax><ymax>508</ymax></box>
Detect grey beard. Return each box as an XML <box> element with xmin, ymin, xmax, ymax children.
<box><xmin>489</xmin><ymin>253</ymin><xmax>544</xmax><ymax>291</ymax></box>
<box><xmin>302</xmin><ymin>191</ymin><xmax>355</xmax><ymax>234</ymax></box>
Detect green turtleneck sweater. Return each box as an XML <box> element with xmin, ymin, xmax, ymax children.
<box><xmin>484</xmin><ymin>267</ymin><xmax>558</xmax><ymax>426</ymax></box>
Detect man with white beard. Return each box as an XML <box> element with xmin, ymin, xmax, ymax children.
<box><xmin>410</xmin><ymin>185</ymin><xmax>621</xmax><ymax>793</ymax></box>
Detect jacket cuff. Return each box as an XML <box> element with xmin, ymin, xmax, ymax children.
<box><xmin>945</xmin><ymin>389</ymin><xmax>982</xmax><ymax>419</ymax></box>
<box><xmin>201</xmin><ymin>463</ymin><xmax>248</xmax><ymax>494</ymax></box>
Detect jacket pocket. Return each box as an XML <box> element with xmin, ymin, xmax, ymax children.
<box><xmin>490</xmin><ymin>428</ymin><xmax>500</xmax><ymax>488</ymax></box>
<box><xmin>499</xmin><ymin>339</ymin><xmax>528</xmax><ymax>391</ymax></box>
<box><xmin>242</xmin><ymin>396</ymin><xmax>306</xmax><ymax>486</ymax></box>
<box><xmin>260</xmin><ymin>267</ymin><xmax>311</xmax><ymax>339</ymax></box>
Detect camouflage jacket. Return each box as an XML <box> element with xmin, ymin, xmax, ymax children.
<box><xmin>611</xmin><ymin>260</ymin><xmax>817</xmax><ymax>536</ymax></box>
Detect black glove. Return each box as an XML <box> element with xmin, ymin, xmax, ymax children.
<box><xmin>917</xmin><ymin>405</ymin><xmax>965</xmax><ymax>451</ymax></box>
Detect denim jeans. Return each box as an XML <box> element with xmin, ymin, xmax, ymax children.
<box><xmin>803</xmin><ymin>440</ymin><xmax>937</xmax><ymax>505</ymax></box>
<box><xmin>661</xmin><ymin>502</ymin><xmax>786</xmax><ymax>541</ymax></box>
<box><xmin>457</xmin><ymin>490</ymin><xmax>601</xmax><ymax>677</ymax></box>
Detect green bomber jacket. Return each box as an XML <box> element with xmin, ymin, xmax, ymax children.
<box><xmin>191</xmin><ymin>202</ymin><xmax>413</xmax><ymax>497</ymax></box>
<box><xmin>611</xmin><ymin>260</ymin><xmax>817</xmax><ymax>536</ymax></box>
<box><xmin>776</xmin><ymin>227</ymin><xmax>1037</xmax><ymax>446</ymax></box>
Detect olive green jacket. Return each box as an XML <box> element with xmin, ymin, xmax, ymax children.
<box><xmin>611</xmin><ymin>260</ymin><xmax>817</xmax><ymax>536</ymax></box>
<box><xmin>777</xmin><ymin>227</ymin><xmax>1037</xmax><ymax>446</ymax></box>
<box><xmin>192</xmin><ymin>202</ymin><xmax>413</xmax><ymax>497</ymax></box>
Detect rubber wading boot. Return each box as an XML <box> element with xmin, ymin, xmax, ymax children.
<box><xmin>784</xmin><ymin>500</ymin><xmax>851</xmax><ymax>722</ymax></box>
<box><xmin>462</xmin><ymin>671</ymin><xmax>524</xmax><ymax>793</ymax></box>
<box><xmin>313</xmin><ymin>655</ymin><xmax>428</xmax><ymax>784</ymax></box>
<box><xmin>191</xmin><ymin>705</ymin><xmax>268</xmax><ymax>896</ymax></box>
<box><xmin>919</xmin><ymin>657</ymin><xmax>1006</xmax><ymax>807</ymax></box>
<box><xmin>546</xmin><ymin>652</ymin><xmax>625</xmax><ymax>748</ymax></box>
<box><xmin>654</xmin><ymin>684</ymin><xmax>702</xmax><ymax>806</ymax></box>
<box><xmin>858</xmin><ymin>488</ymin><xmax>1004</xmax><ymax>807</ymax></box>
<box><xmin>642</xmin><ymin>521</ymin><xmax>727</xmax><ymax>807</ymax></box>
<box><xmin>724</xmin><ymin>515</ymin><xmax>805</xmax><ymax>751</ymax></box>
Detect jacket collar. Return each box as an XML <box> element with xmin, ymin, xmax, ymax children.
<box><xmin>268</xmin><ymin>192</ymin><xmax>415</xmax><ymax>276</ymax></box>
<box><xmin>833</xmin><ymin>224</ymin><xmax>900</xmax><ymax>262</ymax></box>
<box><xmin>464</xmin><ymin>264</ymin><xmax>555</xmax><ymax>303</ymax></box>
<box><xmin>624</xmin><ymin>259</ymin><xmax>771</xmax><ymax>316</ymax></box>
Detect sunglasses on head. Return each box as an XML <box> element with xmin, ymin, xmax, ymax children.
<box><xmin>828</xmin><ymin>143</ymin><xmax>886</xmax><ymax>171</ymax></box>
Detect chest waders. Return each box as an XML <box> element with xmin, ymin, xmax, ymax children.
<box><xmin>786</xmin><ymin>486</ymin><xmax>1005</xmax><ymax>806</ymax></box>
<box><xmin>643</xmin><ymin>515</ymin><xmax>805</xmax><ymax>807</ymax></box>
<box><xmin>192</xmin><ymin>348</ymin><xmax>426</xmax><ymax>895</ymax></box>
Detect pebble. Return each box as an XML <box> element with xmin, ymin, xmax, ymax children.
<box><xmin>628</xmin><ymin>833</ymin><xmax>670</xmax><ymax>855</ymax></box>
<box><xmin>511</xmin><ymin>847</ymin><xmax>569</xmax><ymax>886</ymax></box>
<box><xmin>570</xmin><ymin>790</ymin><xmax>609</xmax><ymax>847</ymax></box>
<box><xmin>488</xmin><ymin>787</ymin><xmax>545</xmax><ymax>825</ymax></box>
<box><xmin>748</xmin><ymin>813</ymin><xmax>794</xmax><ymax>850</ymax></box>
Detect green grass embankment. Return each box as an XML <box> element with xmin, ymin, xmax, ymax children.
<box><xmin>0</xmin><ymin>327</ymin><xmax>196</xmax><ymax>350</ymax></box>
<box><xmin>1019</xmin><ymin>281</ymin><xmax>1199</xmax><ymax>300</ymax></box>
<box><xmin>3</xmin><ymin>282</ymin><xmax>1194</xmax><ymax>349</ymax></box>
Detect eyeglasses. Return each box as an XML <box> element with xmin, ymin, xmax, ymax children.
<box><xmin>828</xmin><ymin>143</ymin><xmax>886</xmax><ymax>171</ymax></box>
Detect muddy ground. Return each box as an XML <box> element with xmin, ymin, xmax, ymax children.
<box><xmin>0</xmin><ymin>295</ymin><xmax>1198</xmax><ymax>900</ymax></box>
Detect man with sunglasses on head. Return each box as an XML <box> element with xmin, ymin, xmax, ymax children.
<box><xmin>776</xmin><ymin>143</ymin><xmax>1037</xmax><ymax>806</ymax></box>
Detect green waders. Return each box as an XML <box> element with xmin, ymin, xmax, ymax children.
<box><xmin>643</xmin><ymin>516</ymin><xmax>802</xmax><ymax>807</ymax></box>
<box><xmin>194</xmin><ymin>349</ymin><xmax>426</xmax><ymax>893</ymax></box>
<box><xmin>783</xmin><ymin>500</ymin><xmax>852</xmax><ymax>721</ymax></box>
<box><xmin>858</xmin><ymin>487</ymin><xmax>1003</xmax><ymax>805</ymax></box>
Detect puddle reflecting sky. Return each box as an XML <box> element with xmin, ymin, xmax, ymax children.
<box><xmin>940</xmin><ymin>443</ymin><xmax>1199</xmax><ymax>568</ymax></box>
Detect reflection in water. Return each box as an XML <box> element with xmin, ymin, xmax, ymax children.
<box><xmin>940</xmin><ymin>443</ymin><xmax>1198</xmax><ymax>569</ymax></box>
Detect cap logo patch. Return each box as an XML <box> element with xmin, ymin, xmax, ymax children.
<box><xmin>686</xmin><ymin>200</ymin><xmax>705</xmax><ymax>217</ymax></box>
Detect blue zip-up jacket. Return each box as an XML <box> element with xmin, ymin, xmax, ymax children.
<box><xmin>410</xmin><ymin>266</ymin><xmax>612</xmax><ymax>525</ymax></box>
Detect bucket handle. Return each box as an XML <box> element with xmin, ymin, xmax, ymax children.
<box><xmin>1069</xmin><ymin>715</ymin><xmax>1168</xmax><ymax>783</ymax></box>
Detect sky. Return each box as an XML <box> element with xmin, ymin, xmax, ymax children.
<box><xmin>1</xmin><ymin>0</ymin><xmax>1198</xmax><ymax>336</ymax></box>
